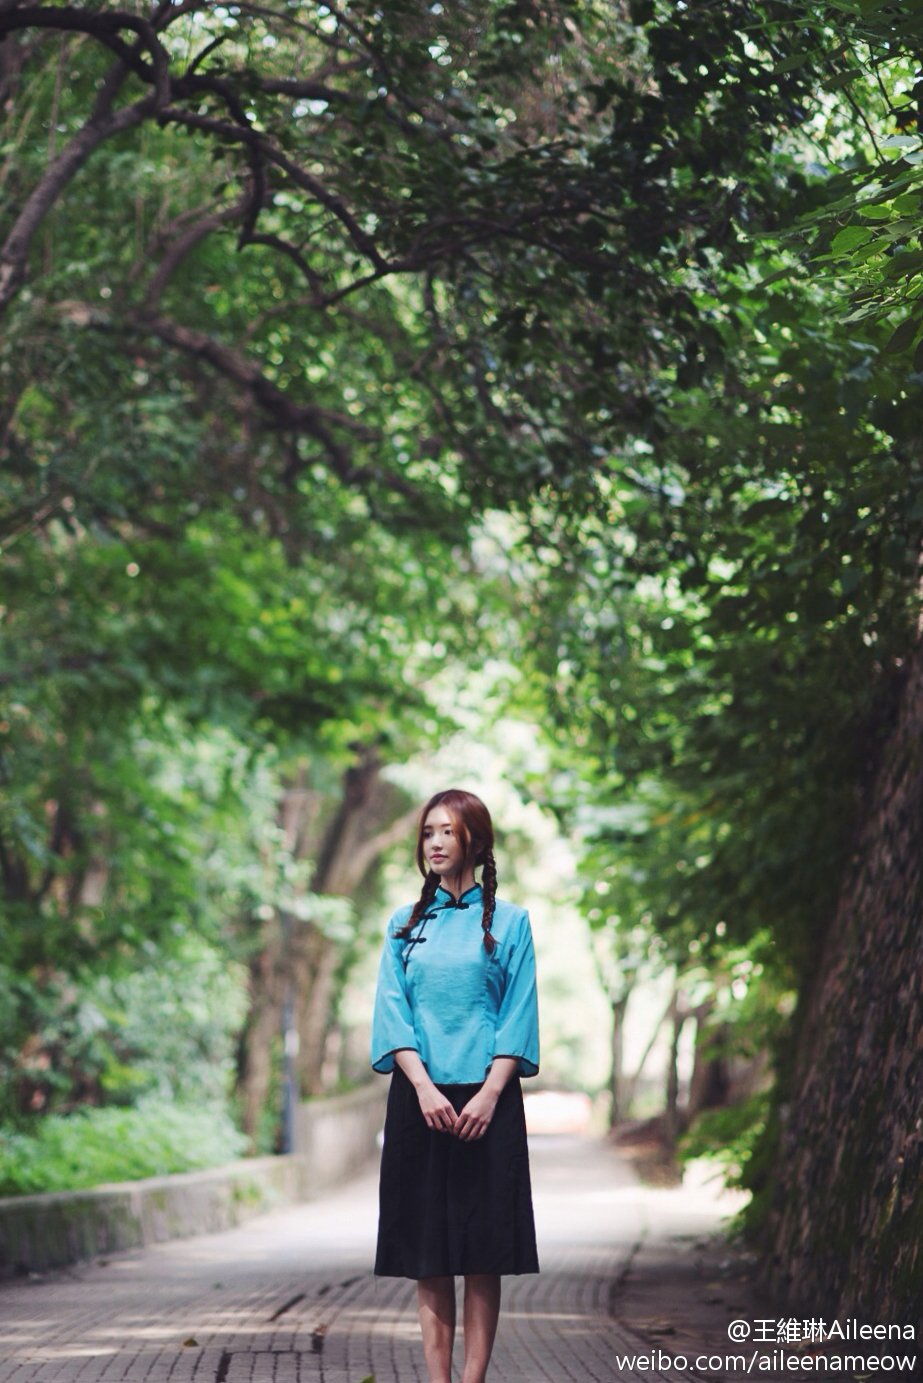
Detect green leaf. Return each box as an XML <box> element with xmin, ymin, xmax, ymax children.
<box><xmin>830</xmin><ymin>226</ymin><xmax>873</xmax><ymax>254</ymax></box>
<box><xmin>772</xmin><ymin>52</ymin><xmax>812</xmax><ymax>75</ymax></box>
<box><xmin>880</xmin><ymin>135</ymin><xmax>923</xmax><ymax>152</ymax></box>
<box><xmin>882</xmin><ymin>249</ymin><xmax>923</xmax><ymax>279</ymax></box>
<box><xmin>822</xmin><ymin>71</ymin><xmax>861</xmax><ymax>92</ymax></box>
<box><xmin>757</xmin><ymin>264</ymin><xmax>797</xmax><ymax>289</ymax></box>
<box><xmin>882</xmin><ymin>315</ymin><xmax>922</xmax><ymax>354</ymax></box>
<box><xmin>857</xmin><ymin>204</ymin><xmax>894</xmax><ymax>221</ymax></box>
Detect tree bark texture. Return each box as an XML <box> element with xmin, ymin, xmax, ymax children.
<box><xmin>762</xmin><ymin>644</ymin><xmax>923</xmax><ymax>1319</ymax></box>
<box><xmin>608</xmin><ymin>993</ymin><xmax>628</xmax><ymax>1129</ymax></box>
<box><xmin>236</xmin><ymin>925</ymin><xmax>283</xmax><ymax>1145</ymax></box>
<box><xmin>663</xmin><ymin>987</ymin><xmax>682</xmax><ymax>1149</ymax></box>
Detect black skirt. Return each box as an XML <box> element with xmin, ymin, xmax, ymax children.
<box><xmin>374</xmin><ymin>1066</ymin><xmax>540</xmax><ymax>1279</ymax></box>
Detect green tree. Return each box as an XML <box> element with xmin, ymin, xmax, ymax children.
<box><xmin>518</xmin><ymin>3</ymin><xmax>923</xmax><ymax>1250</ymax></box>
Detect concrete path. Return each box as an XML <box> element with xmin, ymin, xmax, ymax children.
<box><xmin>0</xmin><ymin>1136</ymin><xmax>754</xmax><ymax>1383</ymax></box>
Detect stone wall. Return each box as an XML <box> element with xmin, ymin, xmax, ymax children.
<box><xmin>762</xmin><ymin>647</ymin><xmax>923</xmax><ymax>1320</ymax></box>
<box><xmin>0</xmin><ymin>1081</ymin><xmax>387</xmax><ymax>1278</ymax></box>
<box><xmin>294</xmin><ymin>1081</ymin><xmax>388</xmax><ymax>1190</ymax></box>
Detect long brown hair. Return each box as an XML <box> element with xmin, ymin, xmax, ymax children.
<box><xmin>395</xmin><ymin>788</ymin><xmax>498</xmax><ymax>952</ymax></box>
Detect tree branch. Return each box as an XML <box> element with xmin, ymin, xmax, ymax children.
<box><xmin>133</xmin><ymin>310</ymin><xmax>424</xmax><ymax>503</ymax></box>
<box><xmin>157</xmin><ymin>106</ymin><xmax>390</xmax><ymax>272</ymax></box>
<box><xmin>0</xmin><ymin>7</ymin><xmax>170</xmax><ymax>99</ymax></box>
<box><xmin>244</xmin><ymin>232</ymin><xmax>326</xmax><ymax>291</ymax></box>
<box><xmin>254</xmin><ymin>76</ymin><xmax>356</xmax><ymax>104</ymax></box>
<box><xmin>346</xmin><ymin>803</ymin><xmax>421</xmax><ymax>883</ymax></box>
<box><xmin>0</xmin><ymin>89</ymin><xmax>160</xmax><ymax>316</ymax></box>
<box><xmin>0</xmin><ymin>8</ymin><xmax>174</xmax><ymax>316</ymax></box>
<box><xmin>142</xmin><ymin>195</ymin><xmax>251</xmax><ymax>312</ymax></box>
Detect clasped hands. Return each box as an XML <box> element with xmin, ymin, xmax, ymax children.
<box><xmin>417</xmin><ymin>1082</ymin><xmax>498</xmax><ymax>1141</ymax></box>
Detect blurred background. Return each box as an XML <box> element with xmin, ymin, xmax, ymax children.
<box><xmin>1</xmin><ymin>0</ymin><xmax>920</xmax><ymax>1320</ymax></box>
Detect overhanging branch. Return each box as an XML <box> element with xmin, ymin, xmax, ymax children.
<box><xmin>134</xmin><ymin>310</ymin><xmax>425</xmax><ymax>504</ymax></box>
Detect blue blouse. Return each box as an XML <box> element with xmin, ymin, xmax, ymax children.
<box><xmin>370</xmin><ymin>881</ymin><xmax>540</xmax><ymax>1085</ymax></box>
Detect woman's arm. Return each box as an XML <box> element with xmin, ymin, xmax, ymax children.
<box><xmin>395</xmin><ymin>1049</ymin><xmax>458</xmax><ymax>1133</ymax></box>
<box><xmin>370</xmin><ymin>918</ymin><xmax>419</xmax><ymax>1074</ymax></box>
<box><xmin>493</xmin><ymin>911</ymin><xmax>540</xmax><ymax>1078</ymax></box>
<box><xmin>454</xmin><ymin>1056</ymin><xmax>519</xmax><ymax>1142</ymax></box>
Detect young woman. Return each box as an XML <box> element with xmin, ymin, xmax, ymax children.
<box><xmin>370</xmin><ymin>787</ymin><xmax>540</xmax><ymax>1383</ymax></box>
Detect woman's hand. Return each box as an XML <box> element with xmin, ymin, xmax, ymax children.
<box><xmin>454</xmin><ymin>1060</ymin><xmax>518</xmax><ymax>1141</ymax></box>
<box><xmin>454</xmin><ymin>1085</ymin><xmax>500</xmax><ymax>1142</ymax></box>
<box><xmin>416</xmin><ymin>1082</ymin><xmax>458</xmax><ymax>1133</ymax></box>
<box><xmin>393</xmin><ymin>1050</ymin><xmax>457</xmax><ymax>1133</ymax></box>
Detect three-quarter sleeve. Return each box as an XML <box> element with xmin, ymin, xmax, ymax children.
<box><xmin>370</xmin><ymin>912</ymin><xmax>419</xmax><ymax>1074</ymax></box>
<box><xmin>493</xmin><ymin>909</ymin><xmax>540</xmax><ymax>1077</ymax></box>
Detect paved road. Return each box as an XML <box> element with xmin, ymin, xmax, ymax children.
<box><xmin>0</xmin><ymin>1136</ymin><xmax>743</xmax><ymax>1383</ymax></box>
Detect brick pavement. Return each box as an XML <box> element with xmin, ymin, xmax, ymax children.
<box><xmin>0</xmin><ymin>1136</ymin><xmax>754</xmax><ymax>1383</ymax></box>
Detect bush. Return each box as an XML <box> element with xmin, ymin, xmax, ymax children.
<box><xmin>677</xmin><ymin>1090</ymin><xmax>769</xmax><ymax>1184</ymax></box>
<box><xmin>0</xmin><ymin>1096</ymin><xmax>247</xmax><ymax>1196</ymax></box>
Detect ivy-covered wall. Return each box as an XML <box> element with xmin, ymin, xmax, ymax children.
<box><xmin>763</xmin><ymin>643</ymin><xmax>923</xmax><ymax>1321</ymax></box>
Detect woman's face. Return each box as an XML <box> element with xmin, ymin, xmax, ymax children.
<box><xmin>422</xmin><ymin>807</ymin><xmax>465</xmax><ymax>881</ymax></box>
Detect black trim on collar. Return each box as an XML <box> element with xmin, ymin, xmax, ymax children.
<box><xmin>435</xmin><ymin>882</ymin><xmax>482</xmax><ymax>909</ymax></box>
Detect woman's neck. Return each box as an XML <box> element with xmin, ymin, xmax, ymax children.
<box><xmin>437</xmin><ymin>869</ymin><xmax>477</xmax><ymax>900</ymax></box>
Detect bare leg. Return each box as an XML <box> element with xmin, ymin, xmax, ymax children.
<box><xmin>417</xmin><ymin>1275</ymin><xmax>456</xmax><ymax>1383</ymax></box>
<box><xmin>460</xmin><ymin>1274</ymin><xmax>501</xmax><ymax>1383</ymax></box>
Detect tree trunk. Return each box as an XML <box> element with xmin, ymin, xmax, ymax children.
<box><xmin>294</xmin><ymin>926</ymin><xmax>341</xmax><ymax>1097</ymax></box>
<box><xmin>235</xmin><ymin>920</ymin><xmax>284</xmax><ymax>1145</ymax></box>
<box><xmin>663</xmin><ymin>987</ymin><xmax>683</xmax><ymax>1148</ymax></box>
<box><xmin>685</xmin><ymin>1000</ymin><xmax>730</xmax><ymax>1121</ymax></box>
<box><xmin>297</xmin><ymin>745</ymin><xmax>418</xmax><ymax>1094</ymax></box>
<box><xmin>608</xmin><ymin>992</ymin><xmax>629</xmax><ymax>1128</ymax></box>
<box><xmin>761</xmin><ymin>641</ymin><xmax>923</xmax><ymax>1319</ymax></box>
<box><xmin>234</xmin><ymin>744</ymin><xmax>420</xmax><ymax>1134</ymax></box>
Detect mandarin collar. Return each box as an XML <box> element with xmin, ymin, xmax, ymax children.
<box><xmin>434</xmin><ymin>881</ymin><xmax>482</xmax><ymax>907</ymax></box>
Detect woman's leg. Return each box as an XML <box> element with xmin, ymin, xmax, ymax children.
<box><xmin>417</xmin><ymin>1275</ymin><xmax>457</xmax><ymax>1383</ymax></box>
<box><xmin>460</xmin><ymin>1273</ymin><xmax>501</xmax><ymax>1383</ymax></box>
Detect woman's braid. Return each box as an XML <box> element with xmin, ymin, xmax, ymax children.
<box><xmin>480</xmin><ymin>848</ymin><xmax>497</xmax><ymax>954</ymax></box>
<box><xmin>394</xmin><ymin>869</ymin><xmax>440</xmax><ymax>939</ymax></box>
